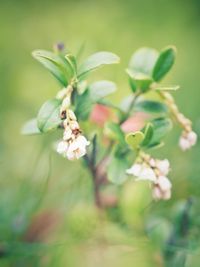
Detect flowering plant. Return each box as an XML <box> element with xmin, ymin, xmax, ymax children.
<box><xmin>22</xmin><ymin>44</ymin><xmax>197</xmax><ymax>208</ymax></box>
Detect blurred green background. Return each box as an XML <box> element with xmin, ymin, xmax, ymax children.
<box><xmin>0</xmin><ymin>0</ymin><xmax>200</xmax><ymax>266</ymax></box>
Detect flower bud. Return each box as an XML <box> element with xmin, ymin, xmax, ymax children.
<box><xmin>56</xmin><ymin>88</ymin><xmax>67</xmax><ymax>100</ymax></box>
<box><xmin>68</xmin><ymin>110</ymin><xmax>77</xmax><ymax>121</ymax></box>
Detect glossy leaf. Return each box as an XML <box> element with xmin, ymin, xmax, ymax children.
<box><xmin>37</xmin><ymin>99</ymin><xmax>62</xmax><ymax>133</ymax></box>
<box><xmin>141</xmin><ymin>123</ymin><xmax>154</xmax><ymax>146</ymax></box>
<box><xmin>65</xmin><ymin>53</ymin><xmax>77</xmax><ymax>76</ymax></box>
<box><xmin>134</xmin><ymin>100</ymin><xmax>168</xmax><ymax>114</ymax></box>
<box><xmin>88</xmin><ymin>80</ymin><xmax>117</xmax><ymax>102</ymax></box>
<box><xmin>32</xmin><ymin>50</ymin><xmax>74</xmax><ymax>86</ymax></box>
<box><xmin>107</xmin><ymin>156</ymin><xmax>129</xmax><ymax>185</ymax></box>
<box><xmin>149</xmin><ymin>117</ymin><xmax>172</xmax><ymax>145</ymax></box>
<box><xmin>129</xmin><ymin>47</ymin><xmax>159</xmax><ymax>76</ymax></box>
<box><xmin>152</xmin><ymin>46</ymin><xmax>176</xmax><ymax>81</ymax></box>
<box><xmin>78</xmin><ymin>51</ymin><xmax>120</xmax><ymax>78</ymax></box>
<box><xmin>125</xmin><ymin>131</ymin><xmax>144</xmax><ymax>150</ymax></box>
<box><xmin>21</xmin><ymin>118</ymin><xmax>41</xmax><ymax>135</ymax></box>
<box><xmin>104</xmin><ymin>122</ymin><xmax>125</xmax><ymax>145</ymax></box>
<box><xmin>75</xmin><ymin>90</ymin><xmax>93</xmax><ymax>121</ymax></box>
<box><xmin>126</xmin><ymin>69</ymin><xmax>153</xmax><ymax>92</ymax></box>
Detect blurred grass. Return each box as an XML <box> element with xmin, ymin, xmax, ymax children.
<box><xmin>0</xmin><ymin>0</ymin><xmax>200</xmax><ymax>266</ymax></box>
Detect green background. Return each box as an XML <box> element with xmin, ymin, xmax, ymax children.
<box><xmin>0</xmin><ymin>0</ymin><xmax>200</xmax><ymax>266</ymax></box>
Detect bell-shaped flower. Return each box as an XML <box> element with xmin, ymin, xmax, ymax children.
<box><xmin>156</xmin><ymin>159</ymin><xmax>170</xmax><ymax>176</ymax></box>
<box><xmin>179</xmin><ymin>131</ymin><xmax>197</xmax><ymax>151</ymax></box>
<box><xmin>66</xmin><ymin>135</ymin><xmax>90</xmax><ymax>160</ymax></box>
<box><xmin>56</xmin><ymin>141</ymin><xmax>68</xmax><ymax>156</ymax></box>
<box><xmin>126</xmin><ymin>163</ymin><xmax>157</xmax><ymax>182</ymax></box>
<box><xmin>152</xmin><ymin>175</ymin><xmax>172</xmax><ymax>200</ymax></box>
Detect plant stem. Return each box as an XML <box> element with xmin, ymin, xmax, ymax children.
<box><xmin>85</xmin><ymin>92</ymin><xmax>141</xmax><ymax>209</ymax></box>
<box><xmin>83</xmin><ymin>154</ymin><xmax>102</xmax><ymax>209</ymax></box>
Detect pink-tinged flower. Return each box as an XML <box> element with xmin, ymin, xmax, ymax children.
<box><xmin>179</xmin><ymin>131</ymin><xmax>197</xmax><ymax>151</ymax></box>
<box><xmin>90</xmin><ymin>104</ymin><xmax>114</xmax><ymax>126</ymax></box>
<box><xmin>121</xmin><ymin>112</ymin><xmax>149</xmax><ymax>133</ymax></box>
<box><xmin>126</xmin><ymin>163</ymin><xmax>157</xmax><ymax>182</ymax></box>
<box><xmin>66</xmin><ymin>135</ymin><xmax>90</xmax><ymax>160</ymax></box>
<box><xmin>152</xmin><ymin>176</ymin><xmax>172</xmax><ymax>201</ymax></box>
<box><xmin>156</xmin><ymin>159</ymin><xmax>170</xmax><ymax>176</ymax></box>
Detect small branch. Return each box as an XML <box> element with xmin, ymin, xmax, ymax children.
<box><xmin>120</xmin><ymin>92</ymin><xmax>141</xmax><ymax>124</ymax></box>
<box><xmin>83</xmin><ymin>152</ymin><xmax>102</xmax><ymax>209</ymax></box>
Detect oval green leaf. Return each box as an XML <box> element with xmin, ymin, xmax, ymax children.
<box><xmin>141</xmin><ymin>123</ymin><xmax>154</xmax><ymax>147</ymax></box>
<box><xmin>88</xmin><ymin>80</ymin><xmax>117</xmax><ymax>102</ymax></box>
<box><xmin>149</xmin><ymin>117</ymin><xmax>172</xmax><ymax>145</ymax></box>
<box><xmin>32</xmin><ymin>50</ymin><xmax>74</xmax><ymax>86</ymax></box>
<box><xmin>107</xmin><ymin>156</ymin><xmax>129</xmax><ymax>185</ymax></box>
<box><xmin>75</xmin><ymin>90</ymin><xmax>93</xmax><ymax>121</ymax></box>
<box><xmin>152</xmin><ymin>46</ymin><xmax>176</xmax><ymax>81</ymax></box>
<box><xmin>126</xmin><ymin>69</ymin><xmax>153</xmax><ymax>92</ymax></box>
<box><xmin>125</xmin><ymin>131</ymin><xmax>144</xmax><ymax>150</ymax></box>
<box><xmin>21</xmin><ymin>118</ymin><xmax>41</xmax><ymax>135</ymax></box>
<box><xmin>78</xmin><ymin>51</ymin><xmax>120</xmax><ymax>78</ymax></box>
<box><xmin>129</xmin><ymin>47</ymin><xmax>158</xmax><ymax>75</ymax></box>
<box><xmin>134</xmin><ymin>100</ymin><xmax>168</xmax><ymax>114</ymax></box>
<box><xmin>37</xmin><ymin>99</ymin><xmax>62</xmax><ymax>132</ymax></box>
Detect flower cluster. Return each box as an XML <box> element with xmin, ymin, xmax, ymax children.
<box><xmin>160</xmin><ymin>91</ymin><xmax>197</xmax><ymax>151</ymax></box>
<box><xmin>126</xmin><ymin>155</ymin><xmax>172</xmax><ymax>200</ymax></box>
<box><xmin>56</xmin><ymin>86</ymin><xmax>90</xmax><ymax>160</ymax></box>
<box><xmin>179</xmin><ymin>130</ymin><xmax>197</xmax><ymax>151</ymax></box>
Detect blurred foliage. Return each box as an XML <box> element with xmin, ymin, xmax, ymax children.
<box><xmin>1</xmin><ymin>0</ymin><xmax>200</xmax><ymax>266</ymax></box>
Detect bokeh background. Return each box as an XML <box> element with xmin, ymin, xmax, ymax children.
<box><xmin>0</xmin><ymin>0</ymin><xmax>200</xmax><ymax>266</ymax></box>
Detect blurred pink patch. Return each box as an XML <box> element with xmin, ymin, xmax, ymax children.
<box><xmin>90</xmin><ymin>104</ymin><xmax>114</xmax><ymax>126</ymax></box>
<box><xmin>121</xmin><ymin>112</ymin><xmax>149</xmax><ymax>133</ymax></box>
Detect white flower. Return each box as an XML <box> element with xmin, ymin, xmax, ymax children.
<box><xmin>126</xmin><ymin>163</ymin><xmax>157</xmax><ymax>182</ymax></box>
<box><xmin>63</xmin><ymin>127</ymin><xmax>72</xmax><ymax>141</ymax></box>
<box><xmin>70</xmin><ymin>121</ymin><xmax>80</xmax><ymax>130</ymax></box>
<box><xmin>56</xmin><ymin>141</ymin><xmax>68</xmax><ymax>156</ymax></box>
<box><xmin>126</xmin><ymin>163</ymin><xmax>142</xmax><ymax>176</ymax></box>
<box><xmin>66</xmin><ymin>135</ymin><xmax>90</xmax><ymax>160</ymax></box>
<box><xmin>188</xmin><ymin>131</ymin><xmax>197</xmax><ymax>145</ymax></box>
<box><xmin>68</xmin><ymin>110</ymin><xmax>77</xmax><ymax>121</ymax></box>
<box><xmin>61</xmin><ymin>96</ymin><xmax>71</xmax><ymax>111</ymax></box>
<box><xmin>152</xmin><ymin>176</ymin><xmax>172</xmax><ymax>201</ymax></box>
<box><xmin>157</xmin><ymin>176</ymin><xmax>171</xmax><ymax>191</ymax></box>
<box><xmin>156</xmin><ymin>159</ymin><xmax>170</xmax><ymax>176</ymax></box>
<box><xmin>56</xmin><ymin>88</ymin><xmax>67</xmax><ymax>100</ymax></box>
<box><xmin>179</xmin><ymin>131</ymin><xmax>197</xmax><ymax>151</ymax></box>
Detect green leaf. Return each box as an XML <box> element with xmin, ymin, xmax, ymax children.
<box><xmin>128</xmin><ymin>76</ymin><xmax>137</xmax><ymax>92</ymax></box>
<box><xmin>75</xmin><ymin>90</ymin><xmax>93</xmax><ymax>121</ymax></box>
<box><xmin>78</xmin><ymin>51</ymin><xmax>120</xmax><ymax>78</ymax></box>
<box><xmin>147</xmin><ymin>141</ymin><xmax>164</xmax><ymax>150</ymax></box>
<box><xmin>134</xmin><ymin>100</ymin><xmax>168</xmax><ymax>114</ymax></box>
<box><xmin>104</xmin><ymin>122</ymin><xmax>125</xmax><ymax>145</ymax></box>
<box><xmin>125</xmin><ymin>131</ymin><xmax>144</xmax><ymax>150</ymax></box>
<box><xmin>154</xmin><ymin>85</ymin><xmax>180</xmax><ymax>91</ymax></box>
<box><xmin>141</xmin><ymin>123</ymin><xmax>154</xmax><ymax>146</ymax></box>
<box><xmin>32</xmin><ymin>50</ymin><xmax>74</xmax><ymax>86</ymax></box>
<box><xmin>126</xmin><ymin>69</ymin><xmax>153</xmax><ymax>92</ymax></box>
<box><xmin>129</xmin><ymin>47</ymin><xmax>158</xmax><ymax>75</ymax></box>
<box><xmin>88</xmin><ymin>80</ymin><xmax>117</xmax><ymax>102</ymax></box>
<box><xmin>149</xmin><ymin>117</ymin><xmax>172</xmax><ymax>145</ymax></box>
<box><xmin>152</xmin><ymin>46</ymin><xmax>176</xmax><ymax>81</ymax></box>
<box><xmin>65</xmin><ymin>53</ymin><xmax>77</xmax><ymax>76</ymax></box>
<box><xmin>107</xmin><ymin>156</ymin><xmax>129</xmax><ymax>185</ymax></box>
<box><xmin>21</xmin><ymin>118</ymin><xmax>41</xmax><ymax>135</ymax></box>
<box><xmin>37</xmin><ymin>99</ymin><xmax>62</xmax><ymax>132</ymax></box>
